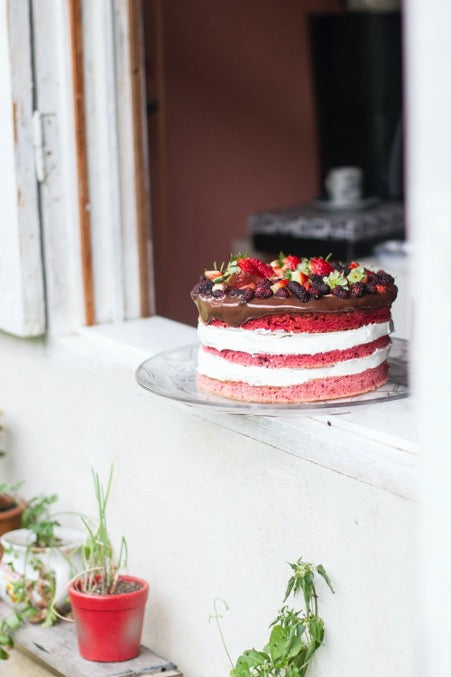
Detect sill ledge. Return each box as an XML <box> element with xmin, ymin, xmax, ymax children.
<box><xmin>57</xmin><ymin>317</ymin><xmax>416</xmax><ymax>501</ymax></box>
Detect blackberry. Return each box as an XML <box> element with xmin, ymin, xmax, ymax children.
<box><xmin>287</xmin><ymin>281</ymin><xmax>312</xmax><ymax>302</ymax></box>
<box><xmin>366</xmin><ymin>282</ymin><xmax>378</xmax><ymax>294</ymax></box>
<box><xmin>212</xmin><ymin>289</ymin><xmax>225</xmax><ymax>299</ymax></box>
<box><xmin>239</xmin><ymin>288</ymin><xmax>255</xmax><ymax>303</ymax></box>
<box><xmin>255</xmin><ymin>285</ymin><xmax>273</xmax><ymax>299</ymax></box>
<box><xmin>310</xmin><ymin>274</ymin><xmax>323</xmax><ymax>284</ymax></box>
<box><xmin>195</xmin><ymin>279</ymin><xmax>214</xmax><ymax>296</ymax></box>
<box><xmin>255</xmin><ymin>278</ymin><xmax>273</xmax><ymax>299</ymax></box>
<box><xmin>377</xmin><ymin>271</ymin><xmax>394</xmax><ymax>285</ymax></box>
<box><xmin>275</xmin><ymin>287</ymin><xmax>290</xmax><ymax>298</ymax></box>
<box><xmin>350</xmin><ymin>282</ymin><xmax>366</xmax><ymax>298</ymax></box>
<box><xmin>229</xmin><ymin>288</ymin><xmax>240</xmax><ymax>297</ymax></box>
<box><xmin>311</xmin><ymin>281</ymin><xmax>330</xmax><ymax>298</ymax></box>
<box><xmin>332</xmin><ymin>285</ymin><xmax>349</xmax><ymax>299</ymax></box>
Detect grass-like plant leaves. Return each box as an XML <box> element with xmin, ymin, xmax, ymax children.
<box><xmin>77</xmin><ymin>466</ymin><xmax>127</xmax><ymax>595</ymax></box>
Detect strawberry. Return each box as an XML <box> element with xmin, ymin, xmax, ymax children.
<box><xmin>237</xmin><ymin>258</ymin><xmax>258</xmax><ymax>275</ymax></box>
<box><xmin>310</xmin><ymin>257</ymin><xmax>334</xmax><ymax>276</ymax></box>
<box><xmin>270</xmin><ymin>279</ymin><xmax>289</xmax><ymax>293</ymax></box>
<box><xmin>204</xmin><ymin>269</ymin><xmax>223</xmax><ymax>281</ymax></box>
<box><xmin>283</xmin><ymin>255</ymin><xmax>301</xmax><ymax>271</ymax></box>
<box><xmin>228</xmin><ymin>271</ymin><xmax>256</xmax><ymax>289</ymax></box>
<box><xmin>248</xmin><ymin>257</ymin><xmax>274</xmax><ymax>278</ymax></box>
<box><xmin>291</xmin><ymin>270</ymin><xmax>309</xmax><ymax>285</ymax></box>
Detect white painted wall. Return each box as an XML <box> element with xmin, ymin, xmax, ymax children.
<box><xmin>405</xmin><ymin>1</ymin><xmax>451</xmax><ymax>675</ymax></box>
<box><xmin>0</xmin><ymin>320</ymin><xmax>417</xmax><ymax>676</ymax></box>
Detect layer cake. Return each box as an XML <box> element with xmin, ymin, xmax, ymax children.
<box><xmin>191</xmin><ymin>254</ymin><xmax>397</xmax><ymax>403</ymax></box>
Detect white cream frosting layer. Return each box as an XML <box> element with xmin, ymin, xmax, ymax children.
<box><xmin>197</xmin><ymin>346</ymin><xmax>390</xmax><ymax>386</ymax></box>
<box><xmin>198</xmin><ymin>321</ymin><xmax>390</xmax><ymax>356</ymax></box>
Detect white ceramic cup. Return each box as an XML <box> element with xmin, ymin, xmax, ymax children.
<box><xmin>325</xmin><ymin>166</ymin><xmax>363</xmax><ymax>205</ymax></box>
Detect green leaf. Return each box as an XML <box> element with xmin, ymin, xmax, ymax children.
<box><xmin>316</xmin><ymin>564</ymin><xmax>334</xmax><ymax>593</ymax></box>
<box><xmin>267</xmin><ymin>624</ymin><xmax>288</xmax><ymax>664</ymax></box>
<box><xmin>0</xmin><ymin>633</ymin><xmax>14</xmax><ymax>647</ymax></box>
<box><xmin>237</xmin><ymin>649</ymin><xmax>268</xmax><ymax>668</ymax></box>
<box><xmin>283</xmin><ymin>576</ymin><xmax>295</xmax><ymax>603</ymax></box>
<box><xmin>4</xmin><ymin>613</ymin><xmax>21</xmax><ymax>630</ymax></box>
<box><xmin>21</xmin><ymin>606</ymin><xmax>39</xmax><ymax>620</ymax></box>
<box><xmin>286</xmin><ymin>666</ymin><xmax>301</xmax><ymax>677</ymax></box>
<box><xmin>285</xmin><ymin>634</ymin><xmax>304</xmax><ymax>660</ymax></box>
<box><xmin>307</xmin><ymin>616</ymin><xmax>324</xmax><ymax>644</ymax></box>
<box><xmin>0</xmin><ymin>646</ymin><xmax>10</xmax><ymax>660</ymax></box>
<box><xmin>232</xmin><ymin>649</ymin><xmax>269</xmax><ymax>676</ymax></box>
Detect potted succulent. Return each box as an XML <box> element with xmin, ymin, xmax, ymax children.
<box><xmin>0</xmin><ymin>493</ymin><xmax>85</xmax><ymax>659</ymax></box>
<box><xmin>68</xmin><ymin>467</ymin><xmax>149</xmax><ymax>662</ymax></box>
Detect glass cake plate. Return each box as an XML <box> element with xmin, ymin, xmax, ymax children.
<box><xmin>135</xmin><ymin>337</ymin><xmax>409</xmax><ymax>416</ymax></box>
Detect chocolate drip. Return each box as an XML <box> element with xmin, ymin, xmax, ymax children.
<box><xmin>192</xmin><ymin>285</ymin><xmax>398</xmax><ymax>326</ymax></box>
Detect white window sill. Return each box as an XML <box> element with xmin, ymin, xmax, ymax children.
<box><xmin>58</xmin><ymin>316</ymin><xmax>416</xmax><ymax>501</ymax></box>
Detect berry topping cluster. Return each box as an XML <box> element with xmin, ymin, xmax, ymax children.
<box><xmin>191</xmin><ymin>253</ymin><xmax>395</xmax><ymax>304</ymax></box>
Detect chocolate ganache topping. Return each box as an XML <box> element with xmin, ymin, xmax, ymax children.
<box><xmin>191</xmin><ymin>253</ymin><xmax>398</xmax><ymax>327</ymax></box>
<box><xmin>192</xmin><ymin>286</ymin><xmax>398</xmax><ymax>326</ymax></box>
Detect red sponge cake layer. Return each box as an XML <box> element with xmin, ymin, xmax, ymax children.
<box><xmin>210</xmin><ymin>307</ymin><xmax>391</xmax><ymax>333</ymax></box>
<box><xmin>202</xmin><ymin>335</ymin><xmax>390</xmax><ymax>369</ymax></box>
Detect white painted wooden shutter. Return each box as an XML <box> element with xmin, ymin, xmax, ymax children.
<box><xmin>0</xmin><ymin>0</ymin><xmax>45</xmax><ymax>337</ymax></box>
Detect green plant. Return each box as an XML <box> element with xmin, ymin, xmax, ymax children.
<box><xmin>0</xmin><ymin>493</ymin><xmax>68</xmax><ymax>660</ymax></box>
<box><xmin>213</xmin><ymin>557</ymin><xmax>334</xmax><ymax>677</ymax></box>
<box><xmin>21</xmin><ymin>494</ymin><xmax>60</xmax><ymax>547</ymax></box>
<box><xmin>0</xmin><ymin>481</ymin><xmax>23</xmax><ymax>500</ymax></box>
<box><xmin>76</xmin><ymin>466</ymin><xmax>127</xmax><ymax>595</ymax></box>
<box><xmin>0</xmin><ymin>555</ymin><xmax>57</xmax><ymax>659</ymax></box>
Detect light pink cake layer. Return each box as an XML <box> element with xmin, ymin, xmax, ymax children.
<box><xmin>197</xmin><ymin>362</ymin><xmax>389</xmax><ymax>403</ymax></box>
<box><xmin>210</xmin><ymin>307</ymin><xmax>391</xmax><ymax>333</ymax></box>
<box><xmin>201</xmin><ymin>335</ymin><xmax>390</xmax><ymax>369</ymax></box>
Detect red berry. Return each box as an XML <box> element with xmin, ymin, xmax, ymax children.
<box><xmin>248</xmin><ymin>257</ymin><xmax>274</xmax><ymax>278</ymax></box>
<box><xmin>310</xmin><ymin>258</ymin><xmax>334</xmax><ymax>276</ymax></box>
<box><xmin>237</xmin><ymin>258</ymin><xmax>258</xmax><ymax>275</ymax></box>
<box><xmin>228</xmin><ymin>271</ymin><xmax>256</xmax><ymax>289</ymax></box>
<box><xmin>283</xmin><ymin>255</ymin><xmax>301</xmax><ymax>271</ymax></box>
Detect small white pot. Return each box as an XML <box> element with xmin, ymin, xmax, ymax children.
<box><xmin>0</xmin><ymin>527</ymin><xmax>85</xmax><ymax>610</ymax></box>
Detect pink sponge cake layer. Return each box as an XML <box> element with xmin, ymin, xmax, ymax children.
<box><xmin>201</xmin><ymin>335</ymin><xmax>390</xmax><ymax>369</ymax></box>
<box><xmin>197</xmin><ymin>362</ymin><xmax>389</xmax><ymax>403</ymax></box>
<box><xmin>210</xmin><ymin>307</ymin><xmax>391</xmax><ymax>333</ymax></box>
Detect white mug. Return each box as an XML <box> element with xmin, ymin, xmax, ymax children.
<box><xmin>325</xmin><ymin>166</ymin><xmax>363</xmax><ymax>205</ymax></box>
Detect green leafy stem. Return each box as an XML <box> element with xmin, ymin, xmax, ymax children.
<box><xmin>213</xmin><ymin>557</ymin><xmax>334</xmax><ymax>677</ymax></box>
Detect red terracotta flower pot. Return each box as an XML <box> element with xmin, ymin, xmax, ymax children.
<box><xmin>0</xmin><ymin>497</ymin><xmax>25</xmax><ymax>558</ymax></box>
<box><xmin>68</xmin><ymin>575</ymin><xmax>149</xmax><ymax>662</ymax></box>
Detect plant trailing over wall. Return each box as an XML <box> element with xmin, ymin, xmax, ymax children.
<box><xmin>212</xmin><ymin>557</ymin><xmax>334</xmax><ymax>677</ymax></box>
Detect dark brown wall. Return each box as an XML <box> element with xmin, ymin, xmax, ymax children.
<box><xmin>144</xmin><ymin>0</ymin><xmax>342</xmax><ymax>325</ymax></box>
